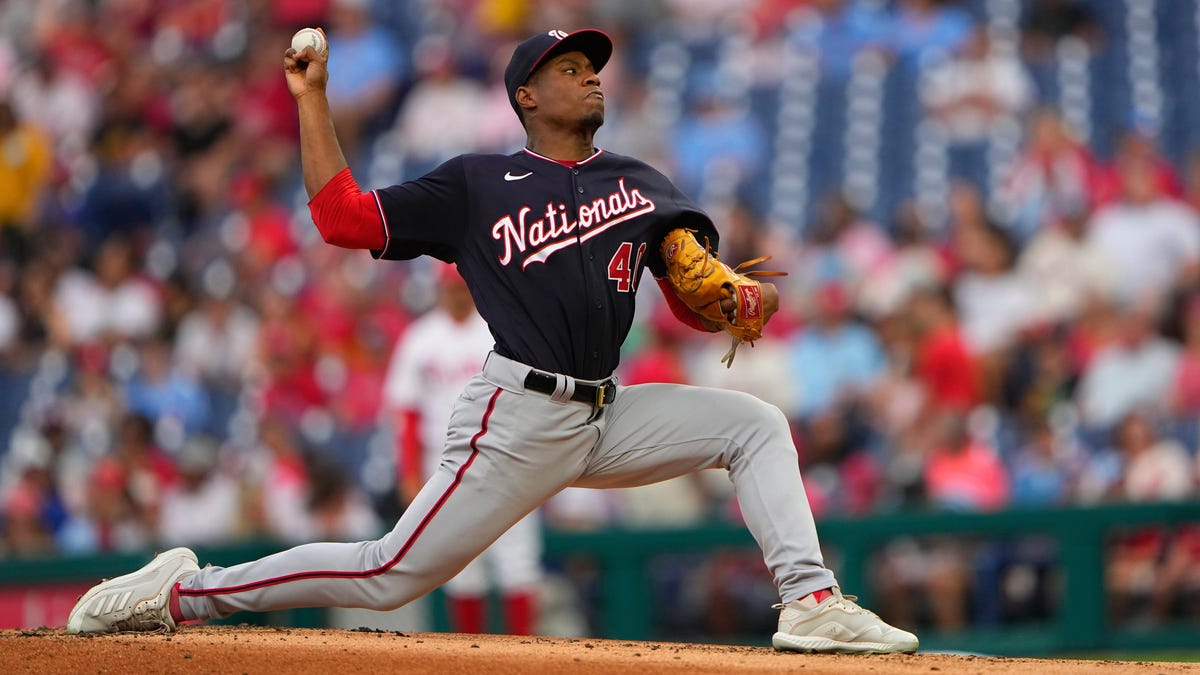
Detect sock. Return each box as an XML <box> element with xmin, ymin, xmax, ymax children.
<box><xmin>169</xmin><ymin>583</ymin><xmax>184</xmax><ymax>624</ymax></box>
<box><xmin>448</xmin><ymin>595</ymin><xmax>487</xmax><ymax>634</ymax></box>
<box><xmin>809</xmin><ymin>588</ymin><xmax>834</xmax><ymax>604</ymax></box>
<box><xmin>503</xmin><ymin>591</ymin><xmax>537</xmax><ymax>636</ymax></box>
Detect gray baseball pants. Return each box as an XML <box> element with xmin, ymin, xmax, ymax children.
<box><xmin>178</xmin><ymin>352</ymin><xmax>836</xmax><ymax>620</ymax></box>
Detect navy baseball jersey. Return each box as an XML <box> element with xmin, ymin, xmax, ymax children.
<box><xmin>369</xmin><ymin>148</ymin><xmax>719</xmax><ymax>380</ymax></box>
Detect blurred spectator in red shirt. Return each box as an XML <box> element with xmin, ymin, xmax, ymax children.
<box><xmin>1170</xmin><ymin>295</ymin><xmax>1200</xmax><ymax>421</ymax></box>
<box><xmin>231</xmin><ymin>169</ymin><xmax>300</xmax><ymax>277</ymax></box>
<box><xmin>34</xmin><ymin>2</ymin><xmax>119</xmax><ymax>89</ymax></box>
<box><xmin>923</xmin><ymin>415</ymin><xmax>1011</xmax><ymax>512</ymax></box>
<box><xmin>1092</xmin><ymin>129</ymin><xmax>1183</xmax><ymax>208</ymax></box>
<box><xmin>269</xmin><ymin>0</ymin><xmax>332</xmax><ymax>29</ymax></box>
<box><xmin>230</xmin><ymin>35</ymin><xmax>302</xmax><ymax>180</ymax></box>
<box><xmin>255</xmin><ymin>284</ymin><xmax>326</xmax><ymax>421</ymax></box>
<box><xmin>910</xmin><ymin>284</ymin><xmax>979</xmax><ymax>415</ymax></box>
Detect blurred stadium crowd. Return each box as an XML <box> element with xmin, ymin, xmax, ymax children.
<box><xmin>2</xmin><ymin>0</ymin><xmax>1200</xmax><ymax>633</ymax></box>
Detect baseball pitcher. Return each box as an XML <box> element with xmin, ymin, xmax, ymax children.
<box><xmin>67</xmin><ymin>27</ymin><xmax>918</xmax><ymax>654</ymax></box>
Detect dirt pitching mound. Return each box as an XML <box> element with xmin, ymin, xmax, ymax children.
<box><xmin>4</xmin><ymin>626</ymin><xmax>1197</xmax><ymax>674</ymax></box>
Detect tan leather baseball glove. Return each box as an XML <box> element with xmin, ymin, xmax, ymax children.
<box><xmin>660</xmin><ymin>228</ymin><xmax>786</xmax><ymax>367</ymax></box>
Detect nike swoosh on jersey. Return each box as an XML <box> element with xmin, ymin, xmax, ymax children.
<box><xmin>504</xmin><ymin>171</ymin><xmax>533</xmax><ymax>181</ymax></box>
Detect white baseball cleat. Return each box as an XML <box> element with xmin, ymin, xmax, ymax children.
<box><xmin>772</xmin><ymin>587</ymin><xmax>919</xmax><ymax>654</ymax></box>
<box><xmin>66</xmin><ymin>547</ymin><xmax>199</xmax><ymax>635</ymax></box>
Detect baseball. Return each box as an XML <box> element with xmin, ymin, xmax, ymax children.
<box><xmin>291</xmin><ymin>27</ymin><xmax>327</xmax><ymax>58</ymax></box>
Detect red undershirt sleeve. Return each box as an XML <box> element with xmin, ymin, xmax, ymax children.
<box><xmin>307</xmin><ymin>167</ymin><xmax>387</xmax><ymax>250</ymax></box>
<box><xmin>656</xmin><ymin>278</ymin><xmax>719</xmax><ymax>333</ymax></box>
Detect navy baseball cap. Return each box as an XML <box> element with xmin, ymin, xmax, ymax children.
<box><xmin>504</xmin><ymin>29</ymin><xmax>613</xmax><ymax>115</ymax></box>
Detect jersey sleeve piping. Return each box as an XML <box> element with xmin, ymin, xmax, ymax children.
<box><xmin>370</xmin><ymin>190</ymin><xmax>391</xmax><ymax>260</ymax></box>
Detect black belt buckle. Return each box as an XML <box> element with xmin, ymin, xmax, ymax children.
<box><xmin>524</xmin><ymin>369</ymin><xmax>613</xmax><ymax>407</ymax></box>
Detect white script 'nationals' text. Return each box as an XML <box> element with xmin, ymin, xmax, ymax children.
<box><xmin>491</xmin><ymin>178</ymin><xmax>656</xmax><ymax>269</ymax></box>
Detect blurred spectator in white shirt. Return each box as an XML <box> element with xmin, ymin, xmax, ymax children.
<box><xmin>174</xmin><ymin>261</ymin><xmax>261</xmax><ymax>386</ymax></box>
<box><xmin>1100</xmin><ymin>410</ymin><xmax>1195</xmax><ymax>622</ymax></box>
<box><xmin>1085</xmin><ymin>155</ymin><xmax>1200</xmax><ymax>305</ymax></box>
<box><xmin>1115</xmin><ymin>412</ymin><xmax>1194</xmax><ymax>503</ymax></box>
<box><xmin>953</xmin><ymin>219</ymin><xmax>1040</xmax><ymax>357</ymax></box>
<box><xmin>922</xmin><ymin>26</ymin><xmax>1033</xmax><ymax>146</ymax></box>
<box><xmin>53</xmin><ymin>235</ymin><xmax>162</xmax><ymax>346</ymax></box>
<box><xmin>1017</xmin><ymin>199</ymin><xmax>1113</xmax><ymax>325</ymax></box>
<box><xmin>474</xmin><ymin>43</ymin><xmax>527</xmax><ymax>154</ymax></box>
<box><xmin>396</xmin><ymin>38</ymin><xmax>487</xmax><ymax>172</ymax></box>
<box><xmin>11</xmin><ymin>52</ymin><xmax>99</xmax><ymax>157</ymax></box>
<box><xmin>174</xmin><ymin>259</ymin><xmax>261</xmax><ymax>436</ymax></box>
<box><xmin>1076</xmin><ymin>304</ymin><xmax>1180</xmax><ymax>431</ymax></box>
<box><xmin>158</xmin><ymin>436</ymin><xmax>243</xmax><ymax>547</ymax></box>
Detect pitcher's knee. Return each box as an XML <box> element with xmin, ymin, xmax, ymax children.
<box><xmin>355</xmin><ymin>540</ymin><xmax>434</xmax><ymax>611</ymax></box>
<box><xmin>738</xmin><ymin>394</ymin><xmax>790</xmax><ymax>436</ymax></box>
<box><xmin>722</xmin><ymin>392</ymin><xmax>792</xmax><ymax>448</ymax></box>
<box><xmin>368</xmin><ymin>570</ymin><xmax>438</xmax><ymax>611</ymax></box>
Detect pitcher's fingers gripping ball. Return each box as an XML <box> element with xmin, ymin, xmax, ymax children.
<box><xmin>291</xmin><ymin>27</ymin><xmax>328</xmax><ymax>59</ymax></box>
<box><xmin>660</xmin><ymin>228</ymin><xmax>786</xmax><ymax>367</ymax></box>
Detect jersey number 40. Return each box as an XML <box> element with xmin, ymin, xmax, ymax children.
<box><xmin>608</xmin><ymin>241</ymin><xmax>647</xmax><ymax>293</ymax></box>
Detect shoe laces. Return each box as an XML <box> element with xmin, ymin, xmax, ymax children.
<box><xmin>773</xmin><ymin>591</ymin><xmax>870</xmax><ymax>615</ymax></box>
<box><xmin>110</xmin><ymin>602</ymin><xmax>172</xmax><ymax>633</ymax></box>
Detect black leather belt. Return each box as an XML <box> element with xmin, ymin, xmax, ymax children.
<box><xmin>524</xmin><ymin>370</ymin><xmax>616</xmax><ymax>407</ymax></box>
